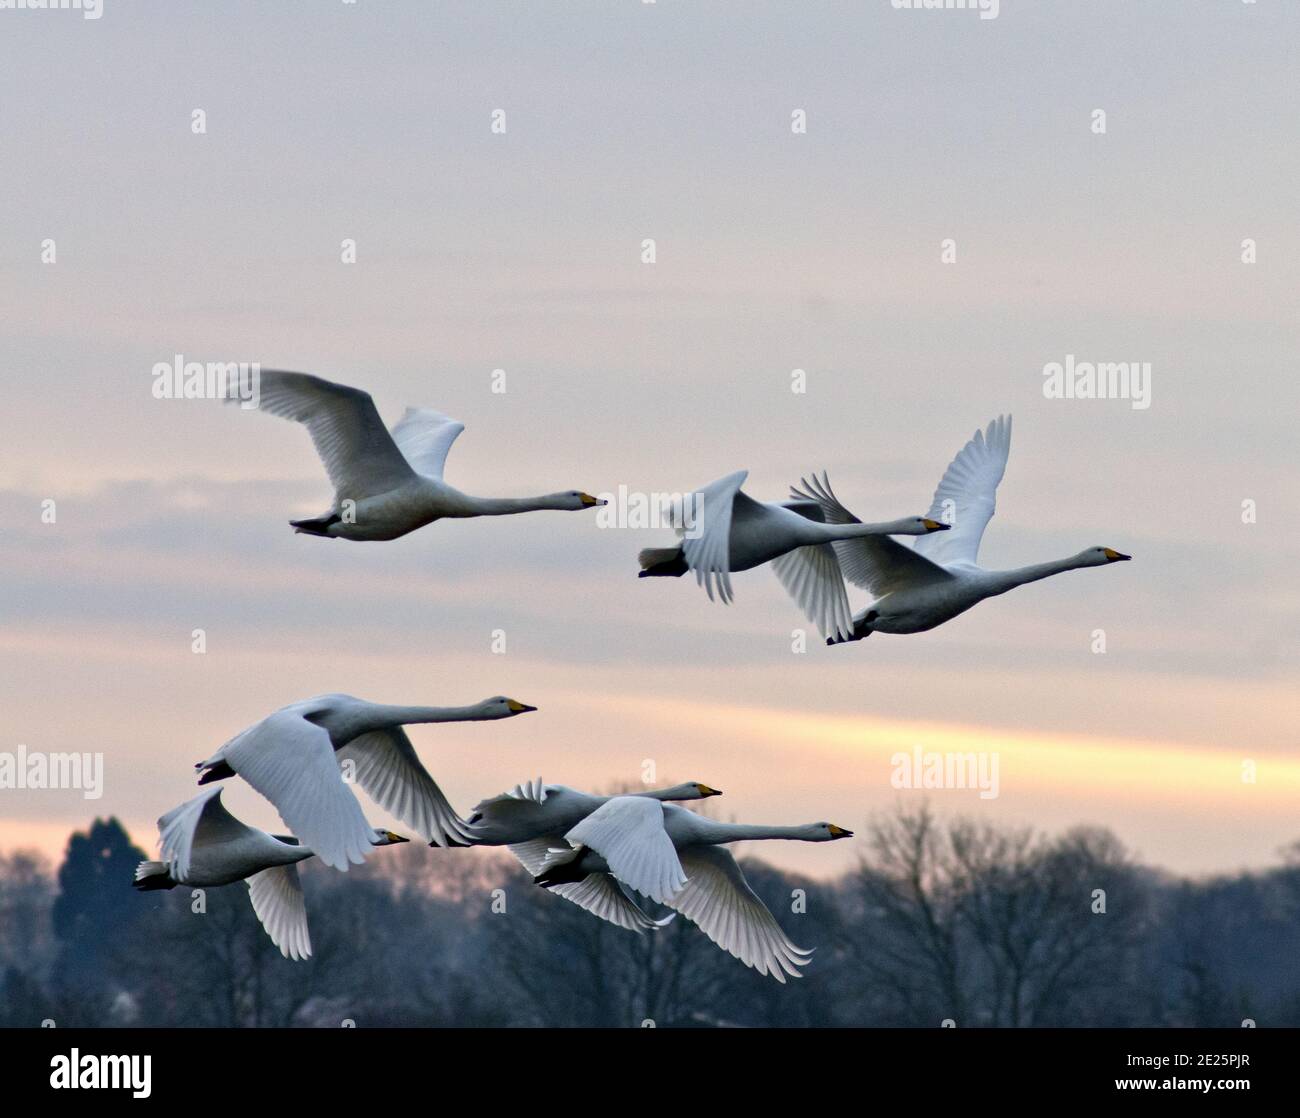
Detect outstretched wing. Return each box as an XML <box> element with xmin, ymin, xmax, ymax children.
<box><xmin>769</xmin><ymin>539</ymin><xmax>854</xmax><ymax>642</ymax></box>
<box><xmin>677</xmin><ymin>470</ymin><xmax>748</xmax><ymax>604</ymax></box>
<box><xmin>243</xmin><ymin>370</ymin><xmax>416</xmax><ymax>500</ymax></box>
<box><xmin>912</xmin><ymin>415</ymin><xmax>1012</xmax><ymax>567</ymax></box>
<box><xmin>565</xmin><ymin>796</ymin><xmax>686</xmax><ymax>905</ymax></box>
<box><xmin>157</xmin><ymin>786</ymin><xmax>255</xmax><ymax>882</ymax></box>
<box><xmin>221</xmin><ymin>709</ymin><xmax>375</xmax><ymax>871</ymax></box>
<box><xmin>790</xmin><ymin>473</ymin><xmax>952</xmax><ymax>596</ymax></box>
<box><xmin>388</xmin><ymin>407</ymin><xmax>465</xmax><ymax>480</ymax></box>
<box><xmin>246</xmin><ymin>865</ymin><xmax>312</xmax><ymax>961</ymax></box>
<box><xmin>336</xmin><ymin>728</ymin><xmax>473</xmax><ymax>847</ymax></box>
<box><xmin>666</xmin><ymin>845</ymin><xmax>812</xmax><ymax>982</ymax></box>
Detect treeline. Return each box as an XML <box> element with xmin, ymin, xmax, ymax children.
<box><xmin>1</xmin><ymin>807</ymin><xmax>1298</xmax><ymax>1028</ymax></box>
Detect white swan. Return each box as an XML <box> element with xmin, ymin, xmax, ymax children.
<box><xmin>234</xmin><ymin>370</ymin><xmax>605</xmax><ymax>540</ymax></box>
<box><xmin>791</xmin><ymin>416</ymin><xmax>1132</xmax><ymax>641</ymax></box>
<box><xmin>133</xmin><ymin>786</ymin><xmax>408</xmax><ymax>961</ymax></box>
<box><xmin>534</xmin><ymin>796</ymin><xmax>853</xmax><ymax>980</ymax></box>
<box><xmin>194</xmin><ymin>694</ymin><xmax>535</xmax><ymax>869</ymax></box>
<box><xmin>460</xmin><ymin>778</ymin><xmax>722</xmax><ymax>933</ymax></box>
<box><xmin>637</xmin><ymin>469</ymin><xmax>947</xmax><ymax>640</ymax></box>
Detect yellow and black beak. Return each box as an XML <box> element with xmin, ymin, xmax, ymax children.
<box><xmin>922</xmin><ymin>518</ymin><xmax>949</xmax><ymax>532</ymax></box>
<box><xmin>1103</xmin><ymin>548</ymin><xmax>1131</xmax><ymax>562</ymax></box>
<box><xmin>696</xmin><ymin>784</ymin><xmax>723</xmax><ymax>797</ymax></box>
<box><xmin>579</xmin><ymin>492</ymin><xmax>605</xmax><ymax>507</ymax></box>
<box><xmin>386</xmin><ymin>831</ymin><xmax>409</xmax><ymax>844</ymax></box>
<box><xmin>506</xmin><ymin>699</ymin><xmax>538</xmax><ymax>713</ymax></box>
<box><xmin>828</xmin><ymin>824</ymin><xmax>854</xmax><ymax>839</ymax></box>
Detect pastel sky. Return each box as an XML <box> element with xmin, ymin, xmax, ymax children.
<box><xmin>1</xmin><ymin>1</ymin><xmax>1296</xmax><ymax>881</ymax></box>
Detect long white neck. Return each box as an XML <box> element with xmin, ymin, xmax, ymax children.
<box><xmin>814</xmin><ymin>519</ymin><xmax>923</xmax><ymax>543</ymax></box>
<box><xmin>698</xmin><ymin>820</ymin><xmax>814</xmax><ymax>843</ymax></box>
<box><xmin>982</xmin><ymin>555</ymin><xmax>1090</xmax><ymax>597</ymax></box>
<box><xmin>456</xmin><ymin>493</ymin><xmax>573</xmax><ymax>517</ymax></box>
<box><xmin>370</xmin><ymin>703</ymin><xmax>490</xmax><ymax>726</ymax></box>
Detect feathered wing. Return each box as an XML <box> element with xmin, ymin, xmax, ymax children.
<box><xmin>221</xmin><ymin>710</ymin><xmax>375</xmax><ymax>871</ymax></box>
<box><xmin>335</xmin><ymin>728</ymin><xmax>472</xmax><ymax>847</ymax></box>
<box><xmin>244</xmin><ymin>370</ymin><xmax>416</xmax><ymax>500</ymax></box>
<box><xmin>388</xmin><ymin>407</ymin><xmax>465</xmax><ymax>480</ymax></box>
<box><xmin>564</xmin><ymin>796</ymin><xmax>686</xmax><ymax>905</ymax></box>
<box><xmin>158</xmin><ymin>786</ymin><xmax>254</xmax><ymax>882</ymax></box>
<box><xmin>769</xmin><ymin>542</ymin><xmax>854</xmax><ymax>641</ymax></box>
<box><xmin>790</xmin><ymin>473</ymin><xmax>952</xmax><ymax>596</ymax></box>
<box><xmin>677</xmin><ymin>470</ymin><xmax>747</xmax><ymax>604</ymax></box>
<box><xmin>246</xmin><ymin>865</ymin><xmax>312</xmax><ymax>961</ymax></box>
<box><xmin>912</xmin><ymin>414</ymin><xmax>1012</xmax><ymax>567</ymax></box>
<box><xmin>666</xmin><ymin>845</ymin><xmax>812</xmax><ymax>982</ymax></box>
<box><xmin>507</xmin><ymin>837</ymin><xmax>671</xmax><ymax>933</ymax></box>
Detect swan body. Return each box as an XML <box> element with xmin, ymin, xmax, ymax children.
<box><xmin>790</xmin><ymin>417</ymin><xmax>1132</xmax><ymax>641</ymax></box>
<box><xmin>133</xmin><ymin>785</ymin><xmax>408</xmax><ymax>961</ymax></box>
<box><xmin>194</xmin><ymin>693</ymin><xmax>535</xmax><ymax>868</ymax></box>
<box><xmin>460</xmin><ymin>778</ymin><xmax>722</xmax><ymax>933</ymax></box>
<box><xmin>535</xmin><ymin>797</ymin><xmax>853</xmax><ymax>980</ymax></box>
<box><xmin>638</xmin><ymin>468</ymin><xmax>946</xmax><ymax>640</ymax></box>
<box><xmin>236</xmin><ymin>370</ymin><xmax>604</xmax><ymax>541</ymax></box>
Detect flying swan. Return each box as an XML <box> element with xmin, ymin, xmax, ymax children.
<box><xmin>194</xmin><ymin>694</ymin><xmax>536</xmax><ymax>869</ymax></box>
<box><xmin>460</xmin><ymin>777</ymin><xmax>723</xmax><ymax>933</ymax></box>
<box><xmin>534</xmin><ymin>795</ymin><xmax>853</xmax><ymax>980</ymax></box>
<box><xmin>637</xmin><ymin>469</ymin><xmax>947</xmax><ymax>640</ymax></box>
<box><xmin>791</xmin><ymin>415</ymin><xmax>1132</xmax><ymax>641</ymax></box>
<box><xmin>231</xmin><ymin>370</ymin><xmax>605</xmax><ymax>540</ymax></box>
<box><xmin>133</xmin><ymin>785</ymin><xmax>408</xmax><ymax>961</ymax></box>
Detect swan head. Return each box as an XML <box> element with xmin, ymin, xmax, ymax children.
<box><xmin>804</xmin><ymin>822</ymin><xmax>854</xmax><ymax>842</ymax></box>
<box><xmin>478</xmin><ymin>696</ymin><xmax>538</xmax><ymax>719</ymax></box>
<box><xmin>1081</xmin><ymin>546</ymin><xmax>1132</xmax><ymax>565</ymax></box>
<box><xmin>888</xmin><ymin>517</ymin><xmax>950</xmax><ymax>536</ymax></box>
<box><xmin>665</xmin><ymin>781</ymin><xmax>723</xmax><ymax>800</ymax></box>
<box><xmin>555</xmin><ymin>490</ymin><xmax>607</xmax><ymax>511</ymax></box>
<box><xmin>370</xmin><ymin>829</ymin><xmax>410</xmax><ymax>846</ymax></box>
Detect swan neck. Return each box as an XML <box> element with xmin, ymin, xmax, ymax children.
<box><xmin>372</xmin><ymin>704</ymin><xmax>485</xmax><ymax>726</ymax></box>
<box><xmin>986</xmin><ymin>556</ymin><xmax>1084</xmax><ymax>594</ymax></box>
<box><xmin>462</xmin><ymin>494</ymin><xmax>565</xmax><ymax>516</ymax></box>
<box><xmin>705</xmin><ymin>821</ymin><xmax>807</xmax><ymax>842</ymax></box>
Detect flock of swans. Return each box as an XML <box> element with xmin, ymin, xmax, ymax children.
<box><xmin>134</xmin><ymin>370</ymin><xmax>1131</xmax><ymax>982</ymax></box>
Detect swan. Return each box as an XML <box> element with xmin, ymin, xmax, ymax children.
<box><xmin>194</xmin><ymin>694</ymin><xmax>535</xmax><ymax>869</ymax></box>
<box><xmin>790</xmin><ymin>416</ymin><xmax>1132</xmax><ymax>641</ymax></box>
<box><xmin>133</xmin><ymin>785</ymin><xmax>408</xmax><ymax>961</ymax></box>
<box><xmin>233</xmin><ymin>370</ymin><xmax>605</xmax><ymax>540</ymax></box>
<box><xmin>533</xmin><ymin>796</ymin><xmax>853</xmax><ymax>980</ymax></box>
<box><xmin>637</xmin><ymin>469</ymin><xmax>948</xmax><ymax>640</ymax></box>
<box><xmin>460</xmin><ymin>777</ymin><xmax>722</xmax><ymax>933</ymax></box>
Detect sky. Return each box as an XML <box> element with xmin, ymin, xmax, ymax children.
<box><xmin>0</xmin><ymin>1</ymin><xmax>1296</xmax><ymax>883</ymax></box>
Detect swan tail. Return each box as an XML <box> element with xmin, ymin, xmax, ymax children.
<box><xmin>289</xmin><ymin>513</ymin><xmax>342</xmax><ymax>537</ymax></box>
<box><xmin>196</xmin><ymin>759</ymin><xmax>236</xmax><ymax>785</ymax></box>
<box><xmin>637</xmin><ymin>547</ymin><xmax>688</xmax><ymax>578</ymax></box>
<box><xmin>133</xmin><ymin>861</ymin><xmax>176</xmax><ymax>891</ymax></box>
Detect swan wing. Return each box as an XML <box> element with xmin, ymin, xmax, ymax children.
<box><xmin>336</xmin><ymin>728</ymin><xmax>473</xmax><ymax>847</ymax></box>
<box><xmin>912</xmin><ymin>414</ymin><xmax>1012</xmax><ymax>567</ymax></box>
<box><xmin>248</xmin><ymin>370</ymin><xmax>416</xmax><ymax>500</ymax></box>
<box><xmin>790</xmin><ymin>474</ymin><xmax>952</xmax><ymax>595</ymax></box>
<box><xmin>246</xmin><ymin>864</ymin><xmax>312</xmax><ymax>961</ymax></box>
<box><xmin>388</xmin><ymin>407</ymin><xmax>465</xmax><ymax>480</ymax></box>
<box><xmin>565</xmin><ymin>796</ymin><xmax>687</xmax><ymax>904</ymax></box>
<box><xmin>677</xmin><ymin>469</ymin><xmax>748</xmax><ymax>604</ymax></box>
<box><xmin>667</xmin><ymin>845</ymin><xmax>812</xmax><ymax>982</ymax></box>
<box><xmin>770</xmin><ymin>543</ymin><xmax>854</xmax><ymax>641</ymax></box>
<box><xmin>158</xmin><ymin>785</ymin><xmax>254</xmax><ymax>881</ymax></box>
<box><xmin>554</xmin><ymin>876</ymin><xmax>674</xmax><ymax>933</ymax></box>
<box><xmin>222</xmin><ymin>709</ymin><xmax>374</xmax><ymax>871</ymax></box>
